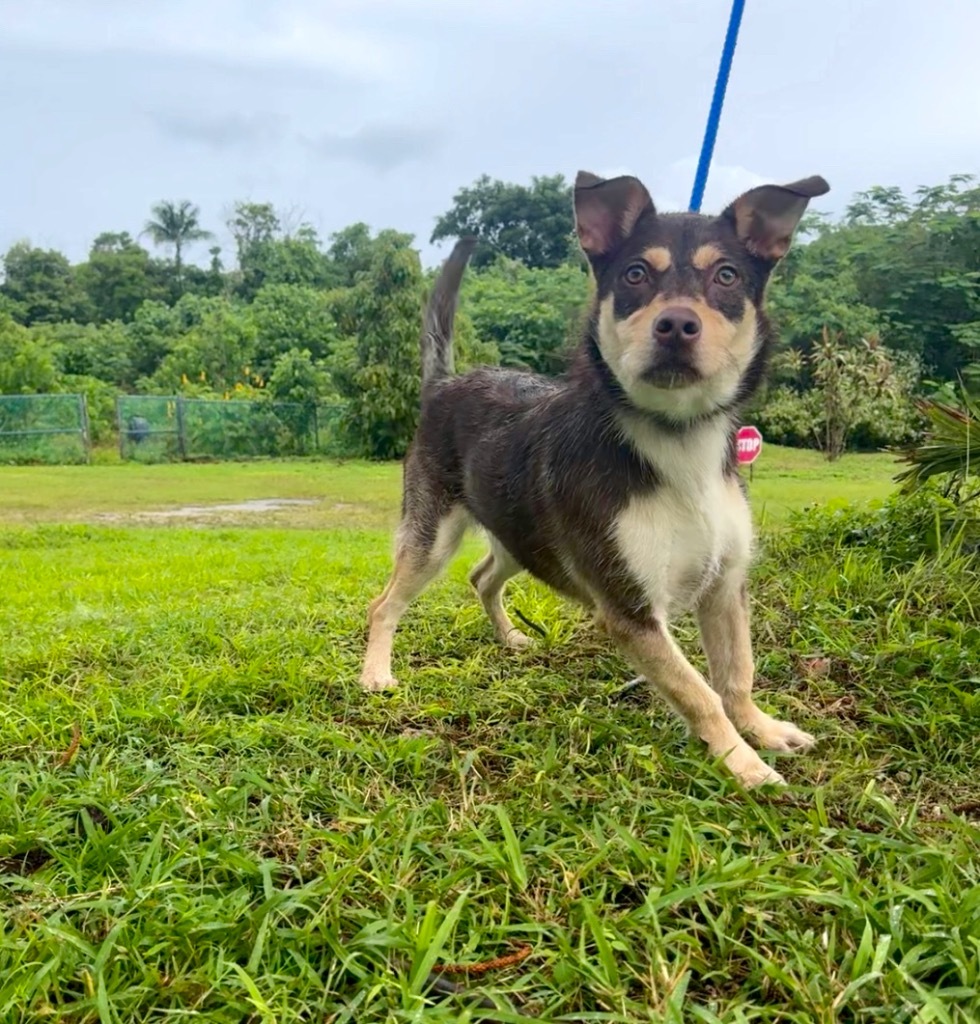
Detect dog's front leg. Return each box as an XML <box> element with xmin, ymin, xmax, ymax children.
<box><xmin>602</xmin><ymin>611</ymin><xmax>784</xmax><ymax>788</ymax></box>
<box><xmin>696</xmin><ymin>572</ymin><xmax>815</xmax><ymax>755</ymax></box>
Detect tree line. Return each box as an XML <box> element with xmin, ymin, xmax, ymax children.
<box><xmin>1</xmin><ymin>173</ymin><xmax>977</xmax><ymax>460</ymax></box>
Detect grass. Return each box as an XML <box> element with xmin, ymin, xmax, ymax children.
<box><xmin>1</xmin><ymin>450</ymin><xmax>978</xmax><ymax>1022</ymax></box>
<box><xmin>0</xmin><ymin>444</ymin><xmax>897</xmax><ymax>529</ymax></box>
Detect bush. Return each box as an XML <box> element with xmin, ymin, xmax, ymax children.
<box><xmin>758</xmin><ymin>333</ymin><xmax>921</xmax><ymax>456</ymax></box>
<box><xmin>460</xmin><ymin>258</ymin><xmax>589</xmax><ymax>374</ymax></box>
<box><xmin>786</xmin><ymin>485</ymin><xmax>980</xmax><ymax>566</ymax></box>
<box><xmin>61</xmin><ymin>374</ymin><xmax>117</xmax><ymax>444</ymax></box>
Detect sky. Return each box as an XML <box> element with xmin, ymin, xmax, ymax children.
<box><xmin>1</xmin><ymin>0</ymin><xmax>978</xmax><ymax>269</ymax></box>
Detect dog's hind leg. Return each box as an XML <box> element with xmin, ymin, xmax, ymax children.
<box><xmin>360</xmin><ymin>506</ymin><xmax>469</xmax><ymax>692</ymax></box>
<box><xmin>696</xmin><ymin>570</ymin><xmax>816</xmax><ymax>755</ymax></box>
<box><xmin>468</xmin><ymin>537</ymin><xmax>530</xmax><ymax>649</ymax></box>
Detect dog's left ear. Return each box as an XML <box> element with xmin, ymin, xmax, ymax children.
<box><xmin>574</xmin><ymin>171</ymin><xmax>655</xmax><ymax>259</ymax></box>
<box><xmin>724</xmin><ymin>175</ymin><xmax>830</xmax><ymax>261</ymax></box>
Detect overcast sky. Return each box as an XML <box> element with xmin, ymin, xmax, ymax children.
<box><xmin>2</xmin><ymin>0</ymin><xmax>977</xmax><ymax>269</ymax></box>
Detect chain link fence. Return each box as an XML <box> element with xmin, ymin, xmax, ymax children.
<box><xmin>0</xmin><ymin>394</ymin><xmax>90</xmax><ymax>464</ymax></box>
<box><xmin>0</xmin><ymin>393</ymin><xmax>348</xmax><ymax>464</ymax></box>
<box><xmin>117</xmin><ymin>395</ymin><xmax>347</xmax><ymax>462</ymax></box>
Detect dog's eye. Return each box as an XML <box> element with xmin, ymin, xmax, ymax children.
<box><xmin>714</xmin><ymin>265</ymin><xmax>739</xmax><ymax>286</ymax></box>
<box><xmin>623</xmin><ymin>263</ymin><xmax>648</xmax><ymax>285</ymax></box>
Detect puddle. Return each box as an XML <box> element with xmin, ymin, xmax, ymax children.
<box><xmin>91</xmin><ymin>498</ymin><xmax>321</xmax><ymax>523</ymax></box>
<box><xmin>141</xmin><ymin>498</ymin><xmax>319</xmax><ymax>518</ymax></box>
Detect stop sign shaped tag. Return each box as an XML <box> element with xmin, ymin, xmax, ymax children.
<box><xmin>736</xmin><ymin>425</ymin><xmax>763</xmax><ymax>465</ymax></box>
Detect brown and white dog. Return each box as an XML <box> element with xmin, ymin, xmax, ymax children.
<box><xmin>360</xmin><ymin>170</ymin><xmax>829</xmax><ymax>787</ymax></box>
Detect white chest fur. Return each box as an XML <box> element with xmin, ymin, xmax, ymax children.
<box><xmin>614</xmin><ymin>419</ymin><xmax>753</xmax><ymax>619</ymax></box>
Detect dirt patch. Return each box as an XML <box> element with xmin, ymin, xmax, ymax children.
<box><xmin>93</xmin><ymin>498</ymin><xmax>321</xmax><ymax>525</ymax></box>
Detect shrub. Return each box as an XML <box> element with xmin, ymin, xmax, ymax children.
<box><xmin>786</xmin><ymin>485</ymin><xmax>980</xmax><ymax>566</ymax></box>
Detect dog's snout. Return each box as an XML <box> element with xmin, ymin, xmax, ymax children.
<box><xmin>653</xmin><ymin>306</ymin><xmax>702</xmax><ymax>345</ymax></box>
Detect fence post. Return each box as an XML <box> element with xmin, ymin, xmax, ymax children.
<box><xmin>115</xmin><ymin>395</ymin><xmax>126</xmax><ymax>461</ymax></box>
<box><xmin>175</xmin><ymin>395</ymin><xmax>188</xmax><ymax>460</ymax></box>
<box><xmin>313</xmin><ymin>404</ymin><xmax>319</xmax><ymax>453</ymax></box>
<box><xmin>78</xmin><ymin>394</ymin><xmax>92</xmax><ymax>463</ymax></box>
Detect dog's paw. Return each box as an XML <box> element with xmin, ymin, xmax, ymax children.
<box><xmin>724</xmin><ymin>743</ymin><xmax>786</xmax><ymax>789</ymax></box>
<box><xmin>747</xmin><ymin>714</ymin><xmax>816</xmax><ymax>754</ymax></box>
<box><xmin>503</xmin><ymin>628</ymin><xmax>532</xmax><ymax>650</ymax></box>
<box><xmin>360</xmin><ymin>671</ymin><xmax>399</xmax><ymax>693</ymax></box>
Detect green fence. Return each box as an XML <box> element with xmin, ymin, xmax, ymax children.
<box><xmin>0</xmin><ymin>393</ymin><xmax>90</xmax><ymax>464</ymax></box>
<box><xmin>117</xmin><ymin>395</ymin><xmax>346</xmax><ymax>462</ymax></box>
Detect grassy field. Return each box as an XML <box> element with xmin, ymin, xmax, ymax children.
<box><xmin>0</xmin><ymin>445</ymin><xmax>898</xmax><ymax>529</ymax></box>
<box><xmin>1</xmin><ymin>449</ymin><xmax>978</xmax><ymax>1022</ymax></box>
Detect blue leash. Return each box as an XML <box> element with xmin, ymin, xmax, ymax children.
<box><xmin>689</xmin><ymin>0</ymin><xmax>746</xmax><ymax>213</ymax></box>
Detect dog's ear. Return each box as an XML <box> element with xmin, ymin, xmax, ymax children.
<box><xmin>574</xmin><ymin>172</ymin><xmax>654</xmax><ymax>259</ymax></box>
<box><xmin>723</xmin><ymin>175</ymin><xmax>829</xmax><ymax>261</ymax></box>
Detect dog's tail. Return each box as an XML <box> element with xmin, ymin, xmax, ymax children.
<box><xmin>420</xmin><ymin>236</ymin><xmax>478</xmax><ymax>386</ymax></box>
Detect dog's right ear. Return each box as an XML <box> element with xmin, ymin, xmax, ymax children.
<box><xmin>574</xmin><ymin>172</ymin><xmax>654</xmax><ymax>260</ymax></box>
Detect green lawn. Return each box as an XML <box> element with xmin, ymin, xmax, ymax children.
<box><xmin>1</xmin><ymin>451</ymin><xmax>977</xmax><ymax>1022</ymax></box>
<box><xmin>0</xmin><ymin>445</ymin><xmax>898</xmax><ymax>529</ymax></box>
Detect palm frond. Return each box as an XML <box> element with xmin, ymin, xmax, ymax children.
<box><xmin>894</xmin><ymin>392</ymin><xmax>978</xmax><ymax>492</ymax></box>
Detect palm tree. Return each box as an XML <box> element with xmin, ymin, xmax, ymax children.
<box><xmin>143</xmin><ymin>200</ymin><xmax>213</xmax><ymax>293</ymax></box>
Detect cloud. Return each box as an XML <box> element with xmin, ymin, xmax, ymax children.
<box><xmin>573</xmin><ymin>161</ymin><xmax>769</xmax><ymax>216</ymax></box>
<box><xmin>149</xmin><ymin>110</ymin><xmax>286</xmax><ymax>150</ymax></box>
<box><xmin>304</xmin><ymin>123</ymin><xmax>445</xmax><ymax>172</ymax></box>
<box><xmin>650</xmin><ymin>159</ymin><xmax>770</xmax><ymax>215</ymax></box>
<box><xmin>1</xmin><ymin>0</ymin><xmax>403</xmax><ymax>81</ymax></box>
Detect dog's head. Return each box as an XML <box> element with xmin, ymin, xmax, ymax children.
<box><xmin>574</xmin><ymin>170</ymin><xmax>829</xmax><ymax>422</ymax></box>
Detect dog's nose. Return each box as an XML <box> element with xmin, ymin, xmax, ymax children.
<box><xmin>653</xmin><ymin>306</ymin><xmax>702</xmax><ymax>345</ymax></box>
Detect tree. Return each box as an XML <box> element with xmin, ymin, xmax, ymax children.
<box><xmin>268</xmin><ymin>347</ymin><xmax>332</xmax><ymax>405</ymax></box>
<box><xmin>0</xmin><ymin>313</ymin><xmax>59</xmax><ymax>393</ymax></box>
<box><xmin>75</xmin><ymin>232</ymin><xmax>166</xmax><ymax>322</ymax></box>
<box><xmin>431</xmin><ymin>173</ymin><xmax>576</xmax><ymax>269</ymax></box>
<box><xmin>40</xmin><ymin>320</ymin><xmax>136</xmax><ymax>388</ymax></box>
<box><xmin>125</xmin><ymin>293</ymin><xmax>226</xmax><ymax>383</ymax></box>
<box><xmin>267</xmin><ymin>348</ymin><xmax>333</xmax><ymax>452</ymax></box>
<box><xmin>325</xmin><ymin>223</ymin><xmax>415</xmax><ymax>288</ymax></box>
<box><xmin>0</xmin><ymin>242</ymin><xmax>91</xmax><ymax>325</ymax></box>
<box><xmin>759</xmin><ymin>330</ymin><xmax>920</xmax><ymax>459</ymax></box>
<box><xmin>227</xmin><ymin>202</ymin><xmax>330</xmax><ymax>300</ymax></box>
<box><xmin>460</xmin><ymin>257</ymin><xmax>589</xmax><ymax>374</ymax></box>
<box><xmin>248</xmin><ymin>283</ymin><xmax>338</xmax><ymax>377</ymax></box>
<box><xmin>143</xmin><ymin>200</ymin><xmax>213</xmax><ymax>295</ymax></box>
<box><xmin>776</xmin><ymin>175</ymin><xmax>980</xmax><ymax>383</ymax></box>
<box><xmin>329</xmin><ymin>237</ymin><xmax>426</xmax><ymax>458</ymax></box>
<box><xmin>147</xmin><ymin>299</ymin><xmax>257</xmax><ymax>395</ymax></box>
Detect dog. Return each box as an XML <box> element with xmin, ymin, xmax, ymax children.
<box><xmin>360</xmin><ymin>169</ymin><xmax>829</xmax><ymax>788</ymax></box>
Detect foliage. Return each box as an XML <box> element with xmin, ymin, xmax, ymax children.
<box><xmin>780</xmin><ymin>174</ymin><xmax>980</xmax><ymax>381</ymax></box>
<box><xmin>61</xmin><ymin>373</ymin><xmax>118</xmax><ymax>444</ymax></box>
<box><xmin>786</xmin><ymin>483</ymin><xmax>980</xmax><ymax>565</ymax></box>
<box><xmin>267</xmin><ymin>348</ymin><xmax>332</xmax><ymax>405</ymax></box>
<box><xmin>248</xmin><ymin>283</ymin><xmax>338</xmax><ymax>377</ymax></box>
<box><xmin>143</xmin><ymin>200</ymin><xmax>213</xmax><ymax>296</ymax></box>
<box><xmin>227</xmin><ymin>203</ymin><xmax>335</xmax><ymax>301</ymax></box>
<box><xmin>326</xmin><ymin>223</ymin><xmax>416</xmax><ymax>288</ymax></box>
<box><xmin>75</xmin><ymin>232</ymin><xmax>168</xmax><ymax>322</ymax></box>
<box><xmin>461</xmin><ymin>256</ymin><xmax>589</xmax><ymax>374</ymax></box>
<box><xmin>2</xmin><ymin>172</ymin><xmax>980</xmax><ymax>464</ymax></box>
<box><xmin>0</xmin><ymin>313</ymin><xmax>59</xmax><ymax>393</ymax></box>
<box><xmin>147</xmin><ymin>301</ymin><xmax>257</xmax><ymax>395</ymax></box>
<box><xmin>759</xmin><ymin>330</ymin><xmax>920</xmax><ymax>458</ymax></box>
<box><xmin>432</xmin><ymin>173</ymin><xmax>577</xmax><ymax>269</ymax></box>
<box><xmin>895</xmin><ymin>389</ymin><xmax>979</xmax><ymax>494</ymax></box>
<box><xmin>330</xmin><ymin>236</ymin><xmax>427</xmax><ymax>459</ymax></box>
<box><xmin>0</xmin><ymin>242</ymin><xmax>92</xmax><ymax>325</ymax></box>
<box><xmin>41</xmin><ymin>320</ymin><xmax>136</xmax><ymax>388</ymax></box>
